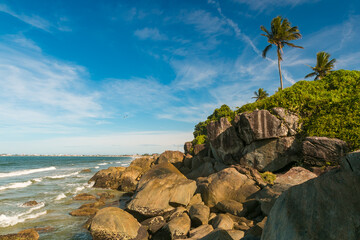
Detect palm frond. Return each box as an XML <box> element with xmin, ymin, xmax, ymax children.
<box><xmin>262</xmin><ymin>44</ymin><xmax>272</xmax><ymax>58</ymax></box>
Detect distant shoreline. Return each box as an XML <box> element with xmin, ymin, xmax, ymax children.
<box><xmin>0</xmin><ymin>154</ymin><xmax>137</xmax><ymax>157</ymax></box>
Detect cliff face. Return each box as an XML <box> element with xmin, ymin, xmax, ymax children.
<box><xmin>205</xmin><ymin>108</ymin><xmax>347</xmax><ymax>172</ymax></box>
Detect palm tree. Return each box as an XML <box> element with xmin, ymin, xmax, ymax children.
<box><xmin>252</xmin><ymin>88</ymin><xmax>269</xmax><ymax>101</ymax></box>
<box><xmin>261</xmin><ymin>16</ymin><xmax>303</xmax><ymax>90</ymax></box>
<box><xmin>305</xmin><ymin>51</ymin><xmax>336</xmax><ymax>80</ymax></box>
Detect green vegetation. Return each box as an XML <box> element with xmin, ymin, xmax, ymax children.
<box><xmin>305</xmin><ymin>51</ymin><xmax>336</xmax><ymax>80</ymax></box>
<box><xmin>253</xmin><ymin>88</ymin><xmax>269</xmax><ymax>101</ymax></box>
<box><xmin>192</xmin><ymin>70</ymin><xmax>360</xmax><ymax>151</ymax></box>
<box><xmin>260</xmin><ymin>171</ymin><xmax>277</xmax><ymax>185</ymax></box>
<box><xmin>261</xmin><ymin>16</ymin><xmax>303</xmax><ymax>90</ymax></box>
<box><xmin>236</xmin><ymin>70</ymin><xmax>360</xmax><ymax>151</ymax></box>
<box><xmin>193</xmin><ymin>104</ymin><xmax>235</xmax><ymax>141</ymax></box>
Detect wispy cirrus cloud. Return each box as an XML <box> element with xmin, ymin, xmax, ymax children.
<box><xmin>0</xmin><ymin>4</ymin><xmax>51</xmax><ymax>31</ymax></box>
<box><xmin>134</xmin><ymin>27</ymin><xmax>168</xmax><ymax>41</ymax></box>
<box><xmin>0</xmin><ymin>38</ymin><xmax>102</xmax><ymax>131</ymax></box>
<box><xmin>232</xmin><ymin>0</ymin><xmax>321</xmax><ymax>12</ymax></box>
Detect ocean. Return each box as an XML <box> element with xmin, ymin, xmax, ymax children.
<box><xmin>0</xmin><ymin>156</ymin><xmax>133</xmax><ymax>239</ymax></box>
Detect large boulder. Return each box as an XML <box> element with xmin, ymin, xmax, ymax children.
<box><xmin>186</xmin><ymin>161</ymin><xmax>215</xmax><ymax>180</ymax></box>
<box><xmin>256</xmin><ymin>167</ymin><xmax>317</xmax><ymax>215</ymax></box>
<box><xmin>207</xmin><ymin>117</ymin><xmax>244</xmax><ymax>164</ymax></box>
<box><xmin>156</xmin><ymin>151</ymin><xmax>185</xmax><ymax>169</ymax></box>
<box><xmin>89</xmin><ymin>207</ymin><xmax>148</xmax><ymax>240</ymax></box>
<box><xmin>194</xmin><ymin>144</ymin><xmax>209</xmax><ymax>157</ymax></box>
<box><xmin>0</xmin><ymin>229</ymin><xmax>39</xmax><ymax>240</ymax></box>
<box><xmin>189</xmin><ymin>204</ymin><xmax>210</xmax><ymax>227</ymax></box>
<box><xmin>239</xmin><ymin>110</ymin><xmax>288</xmax><ymax>145</ymax></box>
<box><xmin>156</xmin><ymin>213</ymin><xmax>191</xmax><ymax>239</ymax></box>
<box><xmin>189</xmin><ymin>225</ymin><xmax>214</xmax><ymax>239</ymax></box>
<box><xmin>198</xmin><ymin>168</ymin><xmax>260</xmax><ymax>208</ymax></box>
<box><xmin>211</xmin><ymin>214</ymin><xmax>234</xmax><ymax>230</ymax></box>
<box><xmin>302</xmin><ymin>136</ymin><xmax>348</xmax><ymax>166</ymax></box>
<box><xmin>89</xmin><ymin>166</ymin><xmax>126</xmax><ymax>189</ymax></box>
<box><xmin>216</xmin><ymin>199</ymin><xmax>245</xmax><ymax>217</ymax></box>
<box><xmin>240</xmin><ymin>136</ymin><xmax>301</xmax><ymax>172</ymax></box>
<box><xmin>126</xmin><ymin>162</ymin><xmax>197</xmax><ymax>217</ymax></box>
<box><xmin>262</xmin><ymin>152</ymin><xmax>360</xmax><ymax>240</ymax></box>
<box><xmin>184</xmin><ymin>142</ymin><xmax>193</xmax><ymax>155</ymax></box>
<box><xmin>271</xmin><ymin>107</ymin><xmax>300</xmax><ymax>135</ymax></box>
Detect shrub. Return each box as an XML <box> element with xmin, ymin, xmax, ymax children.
<box><xmin>260</xmin><ymin>171</ymin><xmax>277</xmax><ymax>185</ymax></box>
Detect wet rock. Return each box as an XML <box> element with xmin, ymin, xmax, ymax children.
<box><xmin>302</xmin><ymin>136</ymin><xmax>348</xmax><ymax>166</ymax></box>
<box><xmin>89</xmin><ymin>207</ymin><xmax>148</xmax><ymax>240</ymax></box>
<box><xmin>79</xmin><ymin>201</ymin><xmax>105</xmax><ymax>209</ymax></box>
<box><xmin>96</xmin><ymin>192</ymin><xmax>115</xmax><ymax>200</ymax></box>
<box><xmin>22</xmin><ymin>201</ymin><xmax>38</xmax><ymax>207</ymax></box>
<box><xmin>0</xmin><ymin>229</ymin><xmax>39</xmax><ymax>240</ymax></box>
<box><xmin>70</xmin><ymin>207</ymin><xmax>98</xmax><ymax>216</ymax></box>
<box><xmin>239</xmin><ymin>110</ymin><xmax>288</xmax><ymax>145</ymax></box>
<box><xmin>189</xmin><ymin>203</ymin><xmax>210</xmax><ymax>227</ymax></box>
<box><xmin>198</xmin><ymin>168</ymin><xmax>260</xmax><ymax>208</ymax></box>
<box><xmin>73</xmin><ymin>193</ymin><xmax>97</xmax><ymax>201</ymax></box>
<box><xmin>126</xmin><ymin>162</ymin><xmax>197</xmax><ymax>217</ymax></box>
<box><xmin>80</xmin><ymin>169</ymin><xmax>91</xmax><ymax>173</ymax></box>
<box><xmin>207</xmin><ymin>117</ymin><xmax>244</xmax><ymax>164</ymax></box>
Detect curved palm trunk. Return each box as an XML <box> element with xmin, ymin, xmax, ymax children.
<box><xmin>277</xmin><ymin>47</ymin><xmax>283</xmax><ymax>90</ymax></box>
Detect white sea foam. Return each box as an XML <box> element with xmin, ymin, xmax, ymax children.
<box><xmin>94</xmin><ymin>166</ymin><xmax>99</xmax><ymax>169</ymax></box>
<box><xmin>55</xmin><ymin>193</ymin><xmax>66</xmax><ymax>201</ymax></box>
<box><xmin>0</xmin><ymin>181</ymin><xmax>32</xmax><ymax>191</ymax></box>
<box><xmin>0</xmin><ymin>203</ymin><xmax>46</xmax><ymax>227</ymax></box>
<box><xmin>97</xmin><ymin>163</ymin><xmax>108</xmax><ymax>166</ymax></box>
<box><xmin>32</xmin><ymin>178</ymin><xmax>43</xmax><ymax>183</ymax></box>
<box><xmin>0</xmin><ymin>167</ymin><xmax>56</xmax><ymax>178</ymax></box>
<box><xmin>47</xmin><ymin>171</ymin><xmax>80</xmax><ymax>179</ymax></box>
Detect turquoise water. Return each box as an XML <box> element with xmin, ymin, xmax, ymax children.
<box><xmin>0</xmin><ymin>156</ymin><xmax>133</xmax><ymax>239</ymax></box>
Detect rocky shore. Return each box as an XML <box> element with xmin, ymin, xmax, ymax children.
<box><xmin>1</xmin><ymin>108</ymin><xmax>359</xmax><ymax>240</ymax></box>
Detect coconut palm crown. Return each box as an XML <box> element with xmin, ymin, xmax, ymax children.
<box><xmin>261</xmin><ymin>16</ymin><xmax>303</xmax><ymax>90</ymax></box>
<box><xmin>252</xmin><ymin>88</ymin><xmax>269</xmax><ymax>102</ymax></box>
<box><xmin>305</xmin><ymin>51</ymin><xmax>336</xmax><ymax>80</ymax></box>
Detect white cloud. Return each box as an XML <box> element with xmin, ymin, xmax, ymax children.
<box><xmin>134</xmin><ymin>27</ymin><xmax>168</xmax><ymax>41</ymax></box>
<box><xmin>170</xmin><ymin>59</ymin><xmax>219</xmax><ymax>90</ymax></box>
<box><xmin>181</xmin><ymin>10</ymin><xmax>228</xmax><ymax>36</ymax></box>
<box><xmin>0</xmin><ymin>4</ymin><xmax>51</xmax><ymax>31</ymax></box>
<box><xmin>0</xmin><ymin>38</ymin><xmax>103</xmax><ymax>130</ymax></box>
<box><xmin>232</xmin><ymin>0</ymin><xmax>321</xmax><ymax>12</ymax></box>
<box><xmin>3</xmin><ymin>33</ymin><xmax>42</xmax><ymax>52</ymax></box>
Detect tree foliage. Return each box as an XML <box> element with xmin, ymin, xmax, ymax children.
<box><xmin>252</xmin><ymin>88</ymin><xmax>269</xmax><ymax>101</ymax></box>
<box><xmin>261</xmin><ymin>16</ymin><xmax>303</xmax><ymax>90</ymax></box>
<box><xmin>236</xmin><ymin>70</ymin><xmax>360</xmax><ymax>151</ymax></box>
<box><xmin>305</xmin><ymin>51</ymin><xmax>336</xmax><ymax>80</ymax></box>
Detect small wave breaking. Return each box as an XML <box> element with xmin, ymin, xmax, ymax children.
<box><xmin>47</xmin><ymin>171</ymin><xmax>80</xmax><ymax>179</ymax></box>
<box><xmin>55</xmin><ymin>193</ymin><xmax>66</xmax><ymax>201</ymax></box>
<box><xmin>0</xmin><ymin>167</ymin><xmax>56</xmax><ymax>178</ymax></box>
<box><xmin>0</xmin><ymin>181</ymin><xmax>32</xmax><ymax>191</ymax></box>
<box><xmin>0</xmin><ymin>203</ymin><xmax>46</xmax><ymax>227</ymax></box>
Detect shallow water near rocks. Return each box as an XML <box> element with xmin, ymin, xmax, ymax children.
<box><xmin>0</xmin><ymin>156</ymin><xmax>133</xmax><ymax>239</ymax></box>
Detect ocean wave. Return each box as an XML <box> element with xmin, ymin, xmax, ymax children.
<box><xmin>94</xmin><ymin>166</ymin><xmax>99</xmax><ymax>169</ymax></box>
<box><xmin>0</xmin><ymin>181</ymin><xmax>32</xmax><ymax>191</ymax></box>
<box><xmin>72</xmin><ymin>181</ymin><xmax>94</xmax><ymax>194</ymax></box>
<box><xmin>0</xmin><ymin>167</ymin><xmax>56</xmax><ymax>178</ymax></box>
<box><xmin>0</xmin><ymin>203</ymin><xmax>46</xmax><ymax>228</ymax></box>
<box><xmin>46</xmin><ymin>171</ymin><xmax>80</xmax><ymax>179</ymax></box>
<box><xmin>97</xmin><ymin>163</ymin><xmax>109</xmax><ymax>166</ymax></box>
<box><xmin>55</xmin><ymin>193</ymin><xmax>66</xmax><ymax>201</ymax></box>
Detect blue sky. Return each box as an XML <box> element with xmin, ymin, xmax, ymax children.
<box><xmin>0</xmin><ymin>0</ymin><xmax>359</xmax><ymax>155</ymax></box>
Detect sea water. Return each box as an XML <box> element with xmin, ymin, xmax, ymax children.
<box><xmin>0</xmin><ymin>156</ymin><xmax>133</xmax><ymax>239</ymax></box>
